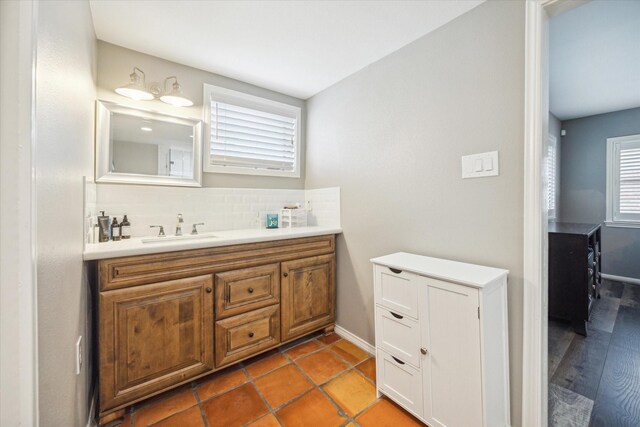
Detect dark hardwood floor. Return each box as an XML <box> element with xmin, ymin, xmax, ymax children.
<box><xmin>549</xmin><ymin>280</ymin><xmax>640</xmax><ymax>427</ymax></box>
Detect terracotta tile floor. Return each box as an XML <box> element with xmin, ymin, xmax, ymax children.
<box><xmin>120</xmin><ymin>332</ymin><xmax>424</xmax><ymax>426</ymax></box>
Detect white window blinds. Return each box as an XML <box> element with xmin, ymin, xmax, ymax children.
<box><xmin>203</xmin><ymin>85</ymin><xmax>300</xmax><ymax>177</ymax></box>
<box><xmin>618</xmin><ymin>142</ymin><xmax>640</xmax><ymax>216</ymax></box>
<box><xmin>547</xmin><ymin>135</ymin><xmax>558</xmax><ymax>217</ymax></box>
<box><xmin>607</xmin><ymin>134</ymin><xmax>640</xmax><ymax>225</ymax></box>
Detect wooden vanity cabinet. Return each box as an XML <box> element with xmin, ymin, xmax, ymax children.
<box><xmin>97</xmin><ymin>235</ymin><xmax>336</xmax><ymax>425</ymax></box>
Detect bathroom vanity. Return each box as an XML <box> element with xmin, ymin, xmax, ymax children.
<box><xmin>87</xmin><ymin>229</ymin><xmax>339</xmax><ymax>426</ymax></box>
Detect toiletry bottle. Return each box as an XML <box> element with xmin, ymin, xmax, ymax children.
<box><xmin>120</xmin><ymin>215</ymin><xmax>131</xmax><ymax>239</ymax></box>
<box><xmin>111</xmin><ymin>217</ymin><xmax>121</xmax><ymax>241</ymax></box>
<box><xmin>98</xmin><ymin>211</ymin><xmax>110</xmax><ymax>242</ymax></box>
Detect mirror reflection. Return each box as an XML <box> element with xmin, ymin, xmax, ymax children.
<box><xmin>110</xmin><ymin>113</ymin><xmax>194</xmax><ymax>178</ymax></box>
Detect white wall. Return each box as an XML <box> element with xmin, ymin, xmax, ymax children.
<box><xmin>35</xmin><ymin>1</ymin><xmax>97</xmax><ymax>425</ymax></box>
<box><xmin>305</xmin><ymin>1</ymin><xmax>525</xmax><ymax>423</ymax></box>
<box><xmin>96</xmin><ymin>41</ymin><xmax>306</xmax><ymax>189</ymax></box>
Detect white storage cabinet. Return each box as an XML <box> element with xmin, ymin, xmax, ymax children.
<box><xmin>371</xmin><ymin>252</ymin><xmax>510</xmax><ymax>427</ymax></box>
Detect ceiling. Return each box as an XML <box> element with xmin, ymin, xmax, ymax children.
<box><xmin>550</xmin><ymin>0</ymin><xmax>640</xmax><ymax>121</ymax></box>
<box><xmin>89</xmin><ymin>0</ymin><xmax>483</xmax><ymax>100</ymax></box>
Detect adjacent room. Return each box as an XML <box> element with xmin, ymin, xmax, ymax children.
<box><xmin>546</xmin><ymin>1</ymin><xmax>640</xmax><ymax>425</ymax></box>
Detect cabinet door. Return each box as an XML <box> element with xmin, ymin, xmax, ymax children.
<box><xmin>99</xmin><ymin>275</ymin><xmax>214</xmax><ymax>411</ymax></box>
<box><xmin>421</xmin><ymin>278</ymin><xmax>483</xmax><ymax>427</ymax></box>
<box><xmin>281</xmin><ymin>254</ymin><xmax>335</xmax><ymax>341</ymax></box>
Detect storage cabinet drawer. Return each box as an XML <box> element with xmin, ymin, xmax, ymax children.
<box><xmin>377</xmin><ymin>350</ymin><xmax>423</xmax><ymax>418</ymax></box>
<box><xmin>375</xmin><ymin>306</ymin><xmax>421</xmax><ymax>367</ymax></box>
<box><xmin>215</xmin><ymin>305</ymin><xmax>280</xmax><ymax>367</ymax></box>
<box><xmin>215</xmin><ymin>264</ymin><xmax>280</xmax><ymax>319</ymax></box>
<box><xmin>374</xmin><ymin>265</ymin><xmax>422</xmax><ymax>319</ymax></box>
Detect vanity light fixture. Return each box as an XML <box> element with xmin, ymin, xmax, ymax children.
<box><xmin>159</xmin><ymin>76</ymin><xmax>194</xmax><ymax>107</ymax></box>
<box><xmin>115</xmin><ymin>67</ymin><xmax>193</xmax><ymax>107</ymax></box>
<box><xmin>115</xmin><ymin>67</ymin><xmax>154</xmax><ymax>101</ymax></box>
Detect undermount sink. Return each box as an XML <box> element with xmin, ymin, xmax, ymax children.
<box><xmin>141</xmin><ymin>232</ymin><xmax>217</xmax><ymax>243</ymax></box>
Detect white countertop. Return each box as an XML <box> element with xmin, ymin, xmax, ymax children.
<box><xmin>370</xmin><ymin>252</ymin><xmax>508</xmax><ymax>288</ymax></box>
<box><xmin>83</xmin><ymin>226</ymin><xmax>342</xmax><ymax>260</ymax></box>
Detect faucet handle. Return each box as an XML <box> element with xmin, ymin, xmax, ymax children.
<box><xmin>191</xmin><ymin>223</ymin><xmax>205</xmax><ymax>235</ymax></box>
<box><xmin>177</xmin><ymin>213</ymin><xmax>184</xmax><ymax>223</ymax></box>
<box><xmin>150</xmin><ymin>225</ymin><xmax>165</xmax><ymax>237</ymax></box>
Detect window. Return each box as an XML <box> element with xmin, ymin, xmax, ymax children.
<box><xmin>203</xmin><ymin>84</ymin><xmax>301</xmax><ymax>177</ymax></box>
<box><xmin>546</xmin><ymin>135</ymin><xmax>558</xmax><ymax>219</ymax></box>
<box><xmin>607</xmin><ymin>134</ymin><xmax>640</xmax><ymax>226</ymax></box>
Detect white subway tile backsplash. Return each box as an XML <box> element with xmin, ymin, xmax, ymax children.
<box><xmin>91</xmin><ymin>185</ymin><xmax>341</xmax><ymax>238</ymax></box>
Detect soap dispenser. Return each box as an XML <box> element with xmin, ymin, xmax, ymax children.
<box><xmin>120</xmin><ymin>215</ymin><xmax>131</xmax><ymax>239</ymax></box>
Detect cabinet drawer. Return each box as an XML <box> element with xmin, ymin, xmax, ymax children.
<box><xmin>215</xmin><ymin>264</ymin><xmax>280</xmax><ymax>319</ymax></box>
<box><xmin>377</xmin><ymin>350</ymin><xmax>423</xmax><ymax>418</ymax></box>
<box><xmin>375</xmin><ymin>306</ymin><xmax>421</xmax><ymax>367</ymax></box>
<box><xmin>374</xmin><ymin>266</ymin><xmax>422</xmax><ymax>319</ymax></box>
<box><xmin>215</xmin><ymin>305</ymin><xmax>280</xmax><ymax>367</ymax></box>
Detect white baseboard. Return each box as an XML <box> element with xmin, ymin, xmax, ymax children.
<box><xmin>86</xmin><ymin>384</ymin><xmax>97</xmax><ymax>427</ymax></box>
<box><xmin>334</xmin><ymin>324</ymin><xmax>375</xmax><ymax>355</ymax></box>
<box><xmin>601</xmin><ymin>273</ymin><xmax>640</xmax><ymax>286</ymax></box>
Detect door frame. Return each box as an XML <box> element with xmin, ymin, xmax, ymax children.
<box><xmin>0</xmin><ymin>1</ymin><xmax>39</xmax><ymax>426</ymax></box>
<box><xmin>521</xmin><ymin>1</ymin><xmax>589</xmax><ymax>426</ymax></box>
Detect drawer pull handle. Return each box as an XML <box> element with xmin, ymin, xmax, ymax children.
<box><xmin>390</xmin><ymin>311</ymin><xmax>403</xmax><ymax>320</ymax></box>
<box><xmin>391</xmin><ymin>356</ymin><xmax>405</xmax><ymax>365</ymax></box>
<box><xmin>206</xmin><ymin>287</ymin><xmax>212</xmax><ymax>293</ymax></box>
<box><xmin>248</xmin><ymin>332</ymin><xmax>254</xmax><ymax>338</ymax></box>
<box><xmin>283</xmin><ymin>272</ymin><xmax>288</xmax><ymax>277</ymax></box>
<box><xmin>421</xmin><ymin>348</ymin><xmax>428</xmax><ymax>355</ymax></box>
<box><xmin>248</xmin><ymin>287</ymin><xmax>254</xmax><ymax>293</ymax></box>
<box><xmin>389</xmin><ymin>268</ymin><xmax>403</xmax><ymax>274</ymax></box>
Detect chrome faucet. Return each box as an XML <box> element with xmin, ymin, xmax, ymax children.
<box><xmin>175</xmin><ymin>214</ymin><xmax>184</xmax><ymax>236</ymax></box>
<box><xmin>191</xmin><ymin>222</ymin><xmax>205</xmax><ymax>235</ymax></box>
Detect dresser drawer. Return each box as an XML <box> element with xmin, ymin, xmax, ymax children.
<box><xmin>377</xmin><ymin>349</ymin><xmax>423</xmax><ymax>418</ymax></box>
<box><xmin>215</xmin><ymin>264</ymin><xmax>280</xmax><ymax>319</ymax></box>
<box><xmin>215</xmin><ymin>305</ymin><xmax>280</xmax><ymax>367</ymax></box>
<box><xmin>375</xmin><ymin>306</ymin><xmax>421</xmax><ymax>367</ymax></box>
<box><xmin>374</xmin><ymin>265</ymin><xmax>422</xmax><ymax>319</ymax></box>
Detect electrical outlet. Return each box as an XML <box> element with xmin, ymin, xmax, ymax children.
<box><xmin>76</xmin><ymin>336</ymin><xmax>82</xmax><ymax>375</ymax></box>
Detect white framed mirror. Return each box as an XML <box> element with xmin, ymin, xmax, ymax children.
<box><xmin>95</xmin><ymin>100</ymin><xmax>203</xmax><ymax>187</ymax></box>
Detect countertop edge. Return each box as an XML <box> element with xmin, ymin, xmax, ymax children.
<box><xmin>83</xmin><ymin>227</ymin><xmax>343</xmax><ymax>261</ymax></box>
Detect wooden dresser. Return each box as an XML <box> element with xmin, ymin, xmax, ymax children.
<box><xmin>548</xmin><ymin>222</ymin><xmax>602</xmax><ymax>336</ymax></box>
<box><xmin>96</xmin><ymin>234</ymin><xmax>337</xmax><ymax>426</ymax></box>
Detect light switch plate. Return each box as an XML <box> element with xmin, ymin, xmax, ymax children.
<box><xmin>461</xmin><ymin>151</ymin><xmax>499</xmax><ymax>179</ymax></box>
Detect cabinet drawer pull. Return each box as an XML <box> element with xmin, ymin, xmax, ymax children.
<box><xmin>283</xmin><ymin>272</ymin><xmax>288</xmax><ymax>277</ymax></box>
<box><xmin>421</xmin><ymin>348</ymin><xmax>428</xmax><ymax>355</ymax></box>
<box><xmin>390</xmin><ymin>311</ymin><xmax>403</xmax><ymax>320</ymax></box>
<box><xmin>391</xmin><ymin>356</ymin><xmax>405</xmax><ymax>365</ymax></box>
<box><xmin>248</xmin><ymin>332</ymin><xmax>254</xmax><ymax>338</ymax></box>
<box><xmin>389</xmin><ymin>267</ymin><xmax>403</xmax><ymax>274</ymax></box>
<box><xmin>206</xmin><ymin>287</ymin><xmax>212</xmax><ymax>293</ymax></box>
<box><xmin>248</xmin><ymin>287</ymin><xmax>254</xmax><ymax>293</ymax></box>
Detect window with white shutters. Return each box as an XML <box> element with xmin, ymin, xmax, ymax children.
<box><xmin>547</xmin><ymin>135</ymin><xmax>558</xmax><ymax>219</ymax></box>
<box><xmin>203</xmin><ymin>84</ymin><xmax>301</xmax><ymax>177</ymax></box>
<box><xmin>606</xmin><ymin>134</ymin><xmax>640</xmax><ymax>226</ymax></box>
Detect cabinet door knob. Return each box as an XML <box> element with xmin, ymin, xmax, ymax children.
<box><xmin>248</xmin><ymin>287</ymin><xmax>254</xmax><ymax>293</ymax></box>
<box><xmin>421</xmin><ymin>348</ymin><xmax>428</xmax><ymax>355</ymax></box>
<box><xmin>248</xmin><ymin>332</ymin><xmax>254</xmax><ymax>338</ymax></box>
<box><xmin>283</xmin><ymin>272</ymin><xmax>288</xmax><ymax>277</ymax></box>
<box><xmin>206</xmin><ymin>287</ymin><xmax>212</xmax><ymax>293</ymax></box>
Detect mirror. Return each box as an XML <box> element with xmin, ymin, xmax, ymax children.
<box><xmin>95</xmin><ymin>100</ymin><xmax>202</xmax><ymax>187</ymax></box>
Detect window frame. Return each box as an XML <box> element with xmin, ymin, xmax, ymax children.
<box><xmin>202</xmin><ymin>84</ymin><xmax>301</xmax><ymax>178</ymax></box>
<box><xmin>606</xmin><ymin>133</ymin><xmax>640</xmax><ymax>228</ymax></box>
